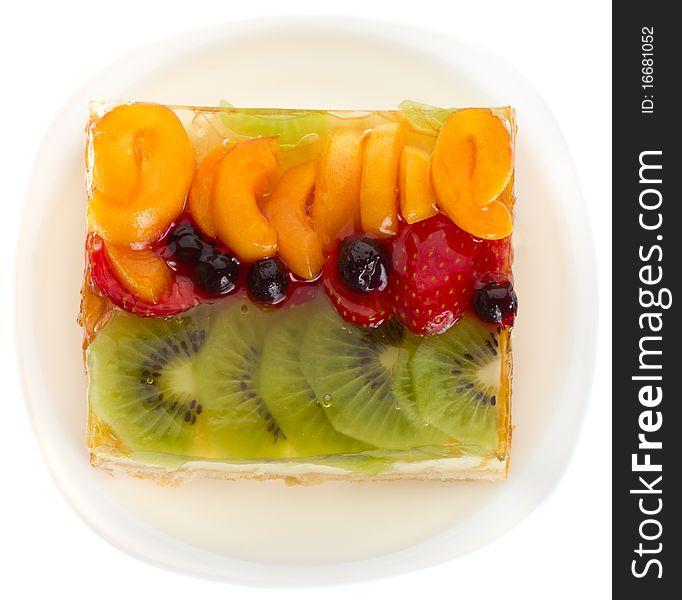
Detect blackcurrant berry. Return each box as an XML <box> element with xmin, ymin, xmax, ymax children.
<box><xmin>193</xmin><ymin>250</ymin><xmax>239</xmax><ymax>296</ymax></box>
<box><xmin>247</xmin><ymin>258</ymin><xmax>289</xmax><ymax>304</ymax></box>
<box><xmin>166</xmin><ymin>221</ymin><xmax>206</xmax><ymax>263</ymax></box>
<box><xmin>474</xmin><ymin>280</ymin><xmax>518</xmax><ymax>326</ymax></box>
<box><xmin>337</xmin><ymin>236</ymin><xmax>390</xmax><ymax>292</ymax></box>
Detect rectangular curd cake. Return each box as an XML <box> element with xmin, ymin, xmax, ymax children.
<box><xmin>80</xmin><ymin>100</ymin><xmax>516</xmax><ymax>484</ymax></box>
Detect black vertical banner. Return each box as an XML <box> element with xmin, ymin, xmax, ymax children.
<box><xmin>613</xmin><ymin>3</ymin><xmax>681</xmax><ymax>595</ymax></box>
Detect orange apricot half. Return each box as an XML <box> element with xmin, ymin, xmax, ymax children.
<box><xmin>360</xmin><ymin>122</ymin><xmax>404</xmax><ymax>238</ymax></box>
<box><xmin>188</xmin><ymin>143</ymin><xmax>234</xmax><ymax>238</ymax></box>
<box><xmin>268</xmin><ymin>160</ymin><xmax>323</xmax><ymax>280</ymax></box>
<box><xmin>103</xmin><ymin>241</ymin><xmax>172</xmax><ymax>304</ymax></box>
<box><xmin>398</xmin><ymin>145</ymin><xmax>438</xmax><ymax>224</ymax></box>
<box><xmin>213</xmin><ymin>137</ymin><xmax>279</xmax><ymax>262</ymax></box>
<box><xmin>431</xmin><ymin>108</ymin><xmax>513</xmax><ymax>239</ymax></box>
<box><xmin>311</xmin><ymin>128</ymin><xmax>363</xmax><ymax>249</ymax></box>
<box><xmin>88</xmin><ymin>103</ymin><xmax>196</xmax><ymax>245</ymax></box>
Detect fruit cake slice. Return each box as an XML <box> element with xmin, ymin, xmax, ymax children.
<box><xmin>80</xmin><ymin>100</ymin><xmax>517</xmax><ymax>485</ymax></box>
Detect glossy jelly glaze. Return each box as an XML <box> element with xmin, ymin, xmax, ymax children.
<box><xmin>81</xmin><ymin>101</ymin><xmax>516</xmax><ymax>472</ymax></box>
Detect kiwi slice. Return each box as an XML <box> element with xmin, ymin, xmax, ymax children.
<box><xmin>218</xmin><ymin>102</ymin><xmax>330</xmax><ymax>148</ymax></box>
<box><xmin>300</xmin><ymin>306</ymin><xmax>445</xmax><ymax>449</ymax></box>
<box><xmin>194</xmin><ymin>299</ymin><xmax>297</xmax><ymax>459</ymax></box>
<box><xmin>86</xmin><ymin>307</ymin><xmax>211</xmax><ymax>456</ymax></box>
<box><xmin>258</xmin><ymin>302</ymin><xmax>371</xmax><ymax>456</ymax></box>
<box><xmin>411</xmin><ymin>315</ymin><xmax>503</xmax><ymax>452</ymax></box>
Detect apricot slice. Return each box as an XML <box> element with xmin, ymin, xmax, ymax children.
<box><xmin>398</xmin><ymin>146</ymin><xmax>438</xmax><ymax>224</ymax></box>
<box><xmin>88</xmin><ymin>103</ymin><xmax>196</xmax><ymax>245</ymax></box>
<box><xmin>311</xmin><ymin>128</ymin><xmax>363</xmax><ymax>249</ymax></box>
<box><xmin>431</xmin><ymin>108</ymin><xmax>513</xmax><ymax>239</ymax></box>
<box><xmin>497</xmin><ymin>177</ymin><xmax>515</xmax><ymax>211</ymax></box>
<box><xmin>452</xmin><ymin>201</ymin><xmax>512</xmax><ymax>240</ymax></box>
<box><xmin>432</xmin><ymin>108</ymin><xmax>512</xmax><ymax>208</ymax></box>
<box><xmin>103</xmin><ymin>241</ymin><xmax>172</xmax><ymax>304</ymax></box>
<box><xmin>268</xmin><ymin>160</ymin><xmax>323</xmax><ymax>280</ymax></box>
<box><xmin>213</xmin><ymin>137</ymin><xmax>279</xmax><ymax>262</ymax></box>
<box><xmin>188</xmin><ymin>143</ymin><xmax>234</xmax><ymax>238</ymax></box>
<box><xmin>360</xmin><ymin>123</ymin><xmax>404</xmax><ymax>238</ymax></box>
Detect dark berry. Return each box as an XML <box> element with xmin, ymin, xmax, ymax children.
<box><xmin>322</xmin><ymin>245</ymin><xmax>393</xmax><ymax>328</ymax></box>
<box><xmin>247</xmin><ymin>258</ymin><xmax>289</xmax><ymax>304</ymax></box>
<box><xmin>193</xmin><ymin>250</ymin><xmax>239</xmax><ymax>296</ymax></box>
<box><xmin>474</xmin><ymin>280</ymin><xmax>518</xmax><ymax>326</ymax></box>
<box><xmin>337</xmin><ymin>236</ymin><xmax>390</xmax><ymax>292</ymax></box>
<box><xmin>166</xmin><ymin>221</ymin><xmax>206</xmax><ymax>263</ymax></box>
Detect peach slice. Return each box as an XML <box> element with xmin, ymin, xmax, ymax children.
<box><xmin>431</xmin><ymin>108</ymin><xmax>513</xmax><ymax>239</ymax></box>
<box><xmin>398</xmin><ymin>146</ymin><xmax>438</xmax><ymax>224</ymax></box>
<box><xmin>213</xmin><ymin>137</ymin><xmax>279</xmax><ymax>262</ymax></box>
<box><xmin>267</xmin><ymin>160</ymin><xmax>323</xmax><ymax>280</ymax></box>
<box><xmin>188</xmin><ymin>143</ymin><xmax>234</xmax><ymax>238</ymax></box>
<box><xmin>87</xmin><ymin>103</ymin><xmax>196</xmax><ymax>245</ymax></box>
<box><xmin>360</xmin><ymin>122</ymin><xmax>404</xmax><ymax>238</ymax></box>
<box><xmin>311</xmin><ymin>128</ymin><xmax>363</xmax><ymax>249</ymax></box>
<box><xmin>103</xmin><ymin>241</ymin><xmax>172</xmax><ymax>304</ymax></box>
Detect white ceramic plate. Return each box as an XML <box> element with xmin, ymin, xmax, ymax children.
<box><xmin>16</xmin><ymin>17</ymin><xmax>596</xmax><ymax>586</ymax></box>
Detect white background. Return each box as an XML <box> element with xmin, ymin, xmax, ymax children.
<box><xmin>0</xmin><ymin>1</ymin><xmax>611</xmax><ymax>598</ymax></box>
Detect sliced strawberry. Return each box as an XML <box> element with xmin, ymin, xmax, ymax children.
<box><xmin>89</xmin><ymin>247</ymin><xmax>198</xmax><ymax>317</ymax></box>
<box><xmin>322</xmin><ymin>244</ymin><xmax>393</xmax><ymax>328</ymax></box>
<box><xmin>286</xmin><ymin>281</ymin><xmax>323</xmax><ymax>307</ymax></box>
<box><xmin>470</xmin><ymin>234</ymin><xmax>512</xmax><ymax>278</ymax></box>
<box><xmin>389</xmin><ymin>214</ymin><xmax>510</xmax><ymax>335</ymax></box>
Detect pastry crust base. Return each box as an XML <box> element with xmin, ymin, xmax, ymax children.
<box><xmin>90</xmin><ymin>452</ymin><xmax>509</xmax><ymax>487</ymax></box>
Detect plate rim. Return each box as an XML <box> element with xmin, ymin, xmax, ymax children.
<box><xmin>15</xmin><ymin>15</ymin><xmax>598</xmax><ymax>586</ymax></box>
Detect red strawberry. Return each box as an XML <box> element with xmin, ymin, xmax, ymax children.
<box><xmin>471</xmin><ymin>235</ymin><xmax>513</xmax><ymax>278</ymax></box>
<box><xmin>322</xmin><ymin>244</ymin><xmax>393</xmax><ymax>328</ymax></box>
<box><xmin>389</xmin><ymin>214</ymin><xmax>509</xmax><ymax>335</ymax></box>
